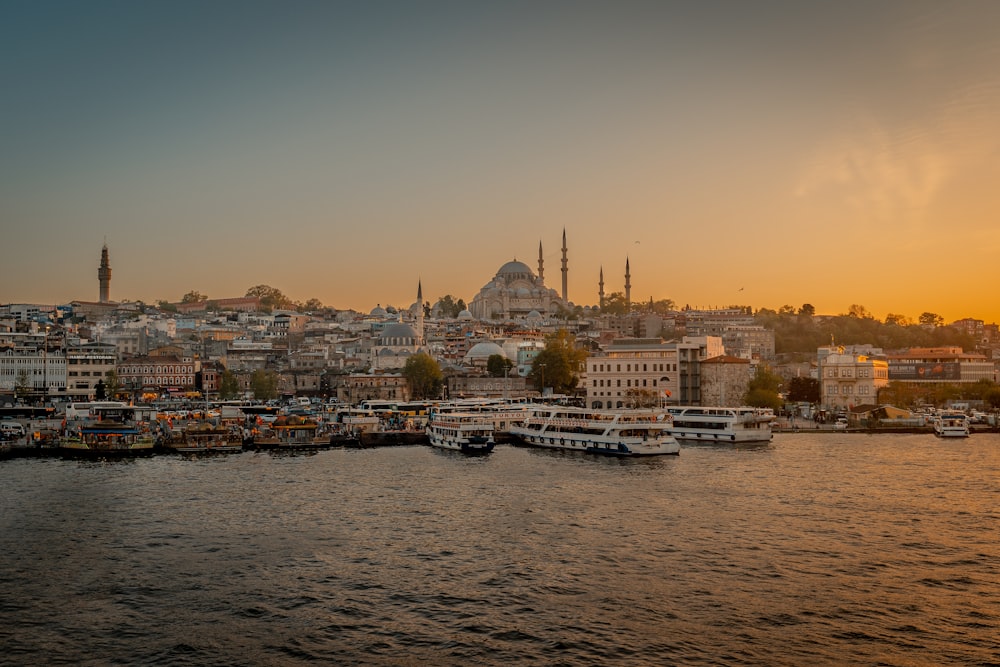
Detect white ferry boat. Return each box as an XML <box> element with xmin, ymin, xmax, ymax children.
<box><xmin>933</xmin><ymin>412</ymin><xmax>970</xmax><ymax>438</ymax></box>
<box><xmin>509</xmin><ymin>406</ymin><xmax>679</xmax><ymax>456</ymax></box>
<box><xmin>425</xmin><ymin>411</ymin><xmax>496</xmax><ymax>454</ymax></box>
<box><xmin>665</xmin><ymin>406</ymin><xmax>775</xmax><ymax>444</ymax></box>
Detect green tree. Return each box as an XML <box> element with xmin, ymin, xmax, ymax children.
<box><xmin>601</xmin><ymin>291</ymin><xmax>629</xmax><ymax>315</ymax></box>
<box><xmin>181</xmin><ymin>290</ymin><xmax>207</xmax><ymax>303</ymax></box>
<box><xmin>218</xmin><ymin>369</ymin><xmax>240</xmax><ymax>400</ymax></box>
<box><xmin>250</xmin><ymin>370</ymin><xmax>279</xmax><ymax>401</ymax></box>
<box><xmin>528</xmin><ymin>329</ymin><xmax>588</xmax><ymax>395</ymax></box>
<box><xmin>918</xmin><ymin>312</ymin><xmax>944</xmax><ymax>327</ymax></box>
<box><xmin>744</xmin><ymin>365</ymin><xmax>782</xmax><ymax>409</ymax></box>
<box><xmin>246</xmin><ymin>285</ymin><xmax>294</xmax><ymax>313</ymax></box>
<box><xmin>403</xmin><ymin>352</ymin><xmax>443</xmax><ymax>400</ymax></box>
<box><xmin>798</xmin><ymin>303</ymin><xmax>816</xmax><ymax>317</ymax></box>
<box><xmin>435</xmin><ymin>295</ymin><xmax>465</xmax><ymax>318</ymax></box>
<box><xmin>486</xmin><ymin>354</ymin><xmax>513</xmax><ymax>378</ymax></box>
<box><xmin>14</xmin><ymin>370</ymin><xmax>30</xmax><ymax>402</ymax></box>
<box><xmin>104</xmin><ymin>369</ymin><xmax>122</xmax><ymax>399</ymax></box>
<box><xmin>786</xmin><ymin>376</ymin><xmax>820</xmax><ymax>404</ymax></box>
<box><xmin>299</xmin><ymin>298</ymin><xmax>324</xmax><ymax>312</ymax></box>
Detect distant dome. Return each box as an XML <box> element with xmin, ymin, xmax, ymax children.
<box><xmin>381</xmin><ymin>322</ymin><xmax>418</xmax><ymax>341</ymax></box>
<box><xmin>497</xmin><ymin>260</ymin><xmax>534</xmax><ymax>277</ymax></box>
<box><xmin>465</xmin><ymin>341</ymin><xmax>505</xmax><ymax>361</ymax></box>
<box><xmin>370</xmin><ymin>305</ymin><xmax>388</xmax><ymax>318</ymax></box>
<box><xmin>457</xmin><ymin>309</ymin><xmax>474</xmax><ymax>321</ymax></box>
<box><xmin>516</xmin><ymin>287</ymin><xmax>530</xmax><ymax>297</ymax></box>
<box><xmin>527</xmin><ymin>310</ymin><xmax>542</xmax><ymax>319</ymax></box>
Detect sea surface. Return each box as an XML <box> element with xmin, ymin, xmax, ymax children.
<box><xmin>1</xmin><ymin>434</ymin><xmax>998</xmax><ymax>666</ymax></box>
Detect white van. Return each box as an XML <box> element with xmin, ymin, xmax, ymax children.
<box><xmin>1</xmin><ymin>422</ymin><xmax>26</xmax><ymax>437</ymax></box>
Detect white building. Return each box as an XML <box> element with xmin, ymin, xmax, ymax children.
<box><xmin>819</xmin><ymin>348</ymin><xmax>889</xmax><ymax>411</ymax></box>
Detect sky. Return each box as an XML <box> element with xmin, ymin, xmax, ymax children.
<box><xmin>2</xmin><ymin>0</ymin><xmax>999</xmax><ymax>323</ymax></box>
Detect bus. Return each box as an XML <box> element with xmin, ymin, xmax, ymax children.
<box><xmin>64</xmin><ymin>401</ymin><xmax>129</xmax><ymax>420</ymax></box>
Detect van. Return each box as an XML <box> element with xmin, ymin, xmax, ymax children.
<box><xmin>0</xmin><ymin>422</ymin><xmax>26</xmax><ymax>437</ymax></box>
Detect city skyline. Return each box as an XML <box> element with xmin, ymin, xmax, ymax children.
<box><xmin>3</xmin><ymin>1</ymin><xmax>1000</xmax><ymax>323</ymax></box>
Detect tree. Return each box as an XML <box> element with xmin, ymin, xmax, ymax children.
<box><xmin>181</xmin><ymin>290</ymin><xmax>207</xmax><ymax>303</ymax></box>
<box><xmin>14</xmin><ymin>370</ymin><xmax>30</xmax><ymax>402</ymax></box>
<box><xmin>250</xmin><ymin>370</ymin><xmax>278</xmax><ymax>401</ymax></box>
<box><xmin>786</xmin><ymin>376</ymin><xmax>820</xmax><ymax>404</ymax></box>
<box><xmin>403</xmin><ymin>352</ymin><xmax>443</xmax><ymax>400</ymax></box>
<box><xmin>246</xmin><ymin>285</ymin><xmax>293</xmax><ymax>313</ymax></box>
<box><xmin>486</xmin><ymin>354</ymin><xmax>513</xmax><ymax>378</ymax></box>
<box><xmin>798</xmin><ymin>303</ymin><xmax>816</xmax><ymax>317</ymax></box>
<box><xmin>104</xmin><ymin>370</ymin><xmax>121</xmax><ymax>400</ymax></box>
<box><xmin>919</xmin><ymin>312</ymin><xmax>944</xmax><ymax>327</ymax></box>
<box><xmin>885</xmin><ymin>313</ymin><xmax>913</xmax><ymax>326</ymax></box>
<box><xmin>744</xmin><ymin>365</ymin><xmax>782</xmax><ymax>410</ymax></box>
<box><xmin>847</xmin><ymin>304</ymin><xmax>872</xmax><ymax>319</ymax></box>
<box><xmin>435</xmin><ymin>295</ymin><xmax>466</xmax><ymax>318</ymax></box>
<box><xmin>218</xmin><ymin>369</ymin><xmax>240</xmax><ymax>400</ymax></box>
<box><xmin>299</xmin><ymin>298</ymin><xmax>324</xmax><ymax>312</ymax></box>
<box><xmin>157</xmin><ymin>300</ymin><xmax>178</xmax><ymax>313</ymax></box>
<box><xmin>528</xmin><ymin>329</ymin><xmax>588</xmax><ymax>395</ymax></box>
<box><xmin>601</xmin><ymin>291</ymin><xmax>629</xmax><ymax>315</ymax></box>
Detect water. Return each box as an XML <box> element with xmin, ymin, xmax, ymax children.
<box><xmin>2</xmin><ymin>434</ymin><xmax>998</xmax><ymax>666</ymax></box>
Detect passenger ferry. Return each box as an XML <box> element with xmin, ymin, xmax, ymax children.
<box><xmin>425</xmin><ymin>411</ymin><xmax>496</xmax><ymax>454</ymax></box>
<box><xmin>60</xmin><ymin>405</ymin><xmax>155</xmax><ymax>458</ymax></box>
<box><xmin>509</xmin><ymin>406</ymin><xmax>679</xmax><ymax>456</ymax></box>
<box><xmin>164</xmin><ymin>421</ymin><xmax>243</xmax><ymax>454</ymax></box>
<box><xmin>665</xmin><ymin>406</ymin><xmax>775</xmax><ymax>444</ymax></box>
<box><xmin>933</xmin><ymin>412</ymin><xmax>970</xmax><ymax>438</ymax></box>
<box><xmin>253</xmin><ymin>415</ymin><xmax>329</xmax><ymax>451</ymax></box>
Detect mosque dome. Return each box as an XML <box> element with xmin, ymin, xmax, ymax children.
<box><xmin>527</xmin><ymin>310</ymin><xmax>542</xmax><ymax>319</ymax></box>
<box><xmin>465</xmin><ymin>341</ymin><xmax>506</xmax><ymax>363</ymax></box>
<box><xmin>497</xmin><ymin>260</ymin><xmax>534</xmax><ymax>277</ymax></box>
<box><xmin>380</xmin><ymin>322</ymin><xmax>418</xmax><ymax>341</ymax></box>
<box><xmin>370</xmin><ymin>304</ymin><xmax>388</xmax><ymax>318</ymax></box>
<box><xmin>457</xmin><ymin>309</ymin><xmax>474</xmax><ymax>321</ymax></box>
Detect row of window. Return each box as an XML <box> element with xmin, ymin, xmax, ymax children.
<box><xmin>121</xmin><ymin>365</ymin><xmax>193</xmax><ymax>375</ymax></box>
<box><xmin>591</xmin><ymin>378</ymin><xmax>662</xmax><ymax>388</ymax></box>
<box><xmin>825</xmin><ymin>384</ymin><xmax>872</xmax><ymax>395</ymax></box>
<box><xmin>590</xmin><ymin>363</ymin><xmax>676</xmax><ymax>373</ymax></box>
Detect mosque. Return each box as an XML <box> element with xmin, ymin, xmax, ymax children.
<box><xmin>468</xmin><ymin>229</ymin><xmax>632</xmax><ymax>321</ymax></box>
<box><xmin>468</xmin><ymin>229</ymin><xmax>571</xmax><ymax>321</ymax></box>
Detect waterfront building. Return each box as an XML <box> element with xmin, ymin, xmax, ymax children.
<box><xmin>343</xmin><ymin>372</ymin><xmax>409</xmax><ymax>404</ymax></box>
<box><xmin>585</xmin><ymin>338</ymin><xmax>678</xmax><ymax>409</ymax></box>
<box><xmin>65</xmin><ymin>342</ymin><xmax>117</xmax><ymax>400</ymax></box>
<box><xmin>117</xmin><ymin>355</ymin><xmax>196</xmax><ymax>397</ymax></box>
<box><xmin>818</xmin><ymin>348</ymin><xmax>889</xmax><ymax>412</ymax></box>
<box><xmin>886</xmin><ymin>347</ymin><xmax>993</xmax><ymax>384</ymax></box>
<box><xmin>699</xmin><ymin>355</ymin><xmax>753</xmax><ymax>407</ymax></box>
<box><xmin>0</xmin><ymin>332</ymin><xmax>66</xmax><ymax>402</ymax></box>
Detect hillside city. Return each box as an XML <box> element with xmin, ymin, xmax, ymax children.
<box><xmin>3</xmin><ymin>246</ymin><xmax>999</xmax><ymax>424</ymax></box>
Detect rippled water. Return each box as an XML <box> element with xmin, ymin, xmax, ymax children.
<box><xmin>2</xmin><ymin>434</ymin><xmax>998</xmax><ymax>666</ymax></box>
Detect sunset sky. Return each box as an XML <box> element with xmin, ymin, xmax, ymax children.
<box><xmin>2</xmin><ymin>1</ymin><xmax>999</xmax><ymax>323</ymax></box>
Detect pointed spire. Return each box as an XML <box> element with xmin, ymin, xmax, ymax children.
<box><xmin>560</xmin><ymin>228</ymin><xmax>568</xmax><ymax>302</ymax></box>
<box><xmin>624</xmin><ymin>257</ymin><xmax>631</xmax><ymax>312</ymax></box>
<box><xmin>598</xmin><ymin>265</ymin><xmax>605</xmax><ymax>310</ymax></box>
<box><xmin>537</xmin><ymin>240</ymin><xmax>544</xmax><ymax>283</ymax></box>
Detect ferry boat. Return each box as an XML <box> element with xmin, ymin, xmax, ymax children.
<box><xmin>509</xmin><ymin>406</ymin><xmax>679</xmax><ymax>456</ymax></box>
<box><xmin>425</xmin><ymin>411</ymin><xmax>496</xmax><ymax>454</ymax></box>
<box><xmin>933</xmin><ymin>412</ymin><xmax>970</xmax><ymax>438</ymax></box>
<box><xmin>166</xmin><ymin>421</ymin><xmax>243</xmax><ymax>454</ymax></box>
<box><xmin>665</xmin><ymin>406</ymin><xmax>775</xmax><ymax>444</ymax></box>
<box><xmin>60</xmin><ymin>406</ymin><xmax>155</xmax><ymax>458</ymax></box>
<box><xmin>253</xmin><ymin>415</ymin><xmax>329</xmax><ymax>451</ymax></box>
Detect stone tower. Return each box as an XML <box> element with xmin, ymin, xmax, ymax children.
<box><xmin>98</xmin><ymin>243</ymin><xmax>112</xmax><ymax>303</ymax></box>
<box><xmin>537</xmin><ymin>241</ymin><xmax>544</xmax><ymax>283</ymax></box>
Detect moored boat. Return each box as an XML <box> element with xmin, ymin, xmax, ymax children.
<box><xmin>933</xmin><ymin>412</ymin><xmax>970</xmax><ymax>438</ymax></box>
<box><xmin>166</xmin><ymin>421</ymin><xmax>243</xmax><ymax>454</ymax></box>
<box><xmin>253</xmin><ymin>415</ymin><xmax>329</xmax><ymax>451</ymax></box>
<box><xmin>60</xmin><ymin>406</ymin><xmax>155</xmax><ymax>458</ymax></box>
<box><xmin>665</xmin><ymin>406</ymin><xmax>774</xmax><ymax>444</ymax></box>
<box><xmin>425</xmin><ymin>411</ymin><xmax>496</xmax><ymax>454</ymax></box>
<box><xmin>509</xmin><ymin>405</ymin><xmax>679</xmax><ymax>456</ymax></box>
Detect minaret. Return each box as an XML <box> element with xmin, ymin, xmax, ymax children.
<box><xmin>624</xmin><ymin>257</ymin><xmax>631</xmax><ymax>313</ymax></box>
<box><xmin>416</xmin><ymin>279</ymin><xmax>424</xmax><ymax>345</ymax></box>
<box><xmin>537</xmin><ymin>241</ymin><xmax>544</xmax><ymax>283</ymax></box>
<box><xmin>98</xmin><ymin>243</ymin><xmax>112</xmax><ymax>303</ymax></box>
<box><xmin>560</xmin><ymin>228</ymin><xmax>568</xmax><ymax>302</ymax></box>
<box><xmin>598</xmin><ymin>266</ymin><xmax>605</xmax><ymax>310</ymax></box>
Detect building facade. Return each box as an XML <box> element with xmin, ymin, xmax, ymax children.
<box><xmin>819</xmin><ymin>350</ymin><xmax>889</xmax><ymax>411</ymax></box>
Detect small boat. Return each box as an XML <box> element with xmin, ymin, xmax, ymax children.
<box><xmin>509</xmin><ymin>405</ymin><xmax>679</xmax><ymax>456</ymax></box>
<box><xmin>60</xmin><ymin>406</ymin><xmax>155</xmax><ymax>458</ymax></box>
<box><xmin>166</xmin><ymin>421</ymin><xmax>243</xmax><ymax>454</ymax></box>
<box><xmin>933</xmin><ymin>412</ymin><xmax>970</xmax><ymax>438</ymax></box>
<box><xmin>665</xmin><ymin>406</ymin><xmax>774</xmax><ymax>444</ymax></box>
<box><xmin>425</xmin><ymin>411</ymin><xmax>496</xmax><ymax>454</ymax></box>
